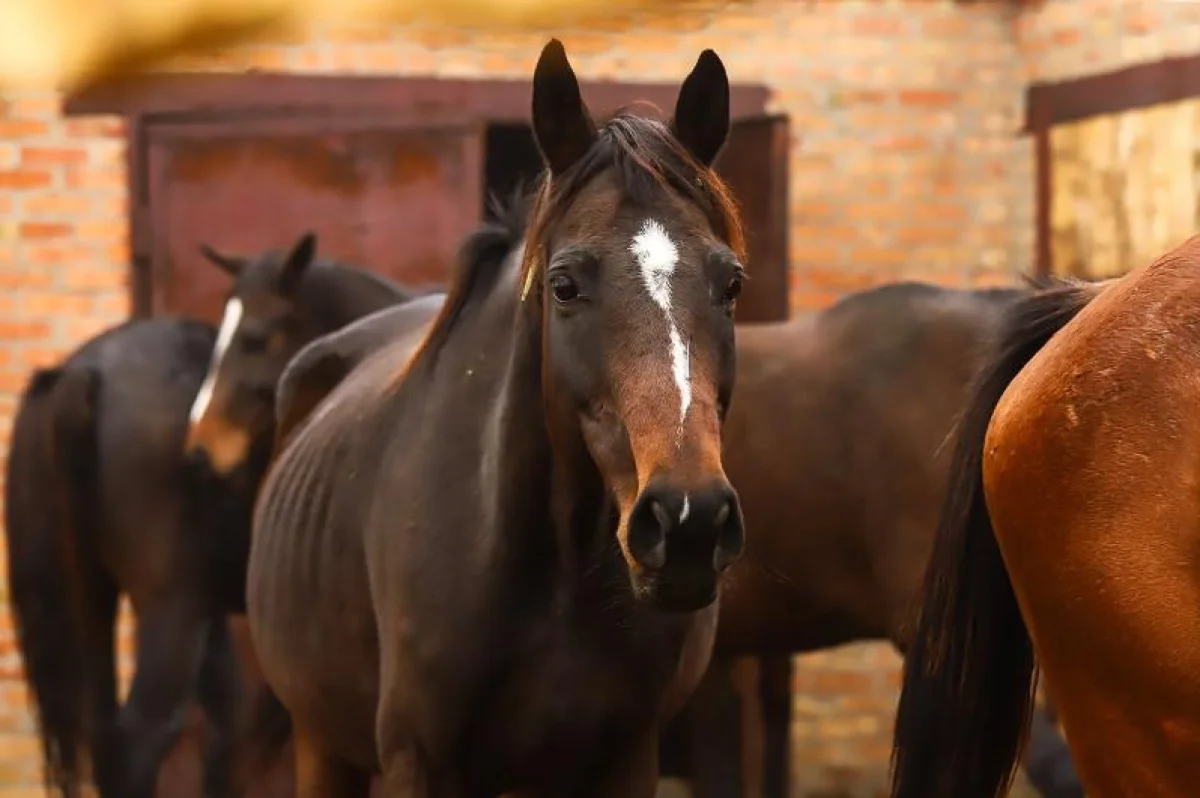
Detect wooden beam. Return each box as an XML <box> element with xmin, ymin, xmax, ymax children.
<box><xmin>1025</xmin><ymin>52</ymin><xmax>1200</xmax><ymax>133</ymax></box>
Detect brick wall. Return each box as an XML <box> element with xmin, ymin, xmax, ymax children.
<box><xmin>0</xmin><ymin>1</ymin><xmax>1193</xmax><ymax>795</ymax></box>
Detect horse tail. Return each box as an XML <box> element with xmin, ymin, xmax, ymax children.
<box><xmin>889</xmin><ymin>279</ymin><xmax>1105</xmax><ymax>798</ymax></box>
<box><xmin>232</xmin><ymin>680</ymin><xmax>294</xmax><ymax>789</ymax></box>
<box><xmin>4</xmin><ymin>365</ymin><xmax>101</xmax><ymax>797</ymax></box>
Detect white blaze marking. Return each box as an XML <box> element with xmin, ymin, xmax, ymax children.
<box><xmin>679</xmin><ymin>495</ymin><xmax>690</xmax><ymax>524</ymax></box>
<box><xmin>630</xmin><ymin>219</ymin><xmax>692</xmax><ymax>429</ymax></box>
<box><xmin>189</xmin><ymin>298</ymin><xmax>244</xmax><ymax>425</ymax></box>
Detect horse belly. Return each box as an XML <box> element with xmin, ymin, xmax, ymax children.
<box><xmin>247</xmin><ymin>464</ymin><xmax>380</xmax><ymax>769</ymax></box>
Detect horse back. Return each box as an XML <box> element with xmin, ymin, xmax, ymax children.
<box><xmin>716</xmin><ymin>283</ymin><xmax>1024</xmax><ymax>654</ymax></box>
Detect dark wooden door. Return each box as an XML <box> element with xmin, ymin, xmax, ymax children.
<box><xmin>713</xmin><ymin>115</ymin><xmax>791</xmax><ymax>324</ymax></box>
<box><xmin>142</xmin><ymin>111</ymin><xmax>484</xmax><ymax>323</ymax></box>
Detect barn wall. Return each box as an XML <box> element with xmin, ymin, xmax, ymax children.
<box><xmin>0</xmin><ymin>0</ymin><xmax>1189</xmax><ymax>795</ymax></box>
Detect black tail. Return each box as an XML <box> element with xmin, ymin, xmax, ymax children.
<box><xmin>889</xmin><ymin>280</ymin><xmax>1104</xmax><ymax>798</ymax></box>
<box><xmin>4</xmin><ymin>366</ymin><xmax>100</xmax><ymax>796</ymax></box>
<box><xmin>233</xmin><ymin>680</ymin><xmax>293</xmax><ymax>790</ymax></box>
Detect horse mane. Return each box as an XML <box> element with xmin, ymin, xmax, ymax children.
<box><xmin>520</xmin><ymin>108</ymin><xmax>747</xmax><ymax>298</ymax></box>
<box><xmin>398</xmin><ymin>184</ymin><xmax>532</xmax><ymax>377</ymax></box>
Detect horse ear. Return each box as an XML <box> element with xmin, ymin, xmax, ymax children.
<box><xmin>278</xmin><ymin>232</ymin><xmax>317</xmax><ymax>295</ymax></box>
<box><xmin>198</xmin><ymin>244</ymin><xmax>245</xmax><ymax>277</ymax></box>
<box><xmin>671</xmin><ymin>49</ymin><xmax>731</xmax><ymax>168</ymax></box>
<box><xmin>531</xmin><ymin>38</ymin><xmax>597</xmax><ymax>176</ymax></box>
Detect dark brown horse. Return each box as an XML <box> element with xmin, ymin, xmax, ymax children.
<box><xmin>659</xmin><ymin>281</ymin><xmax>1082</xmax><ymax>798</ymax></box>
<box><xmin>185</xmin><ymin>234</ymin><xmax>421</xmax><ymax>478</ymax></box>
<box><xmin>5</xmin><ymin>315</ymin><xmax>251</xmax><ymax>798</ymax></box>
<box><xmin>885</xmin><ymin>245</ymin><xmax>1200</xmax><ymax>796</ymax></box>
<box><xmin>245</xmin><ymin>39</ymin><xmax>749</xmax><ymax>797</ymax></box>
<box><xmin>5</xmin><ymin>234</ymin><xmax>421</xmax><ymax>798</ymax></box>
<box><xmin>241</xmin><ymin>278</ymin><xmax>1084</xmax><ymax>797</ymax></box>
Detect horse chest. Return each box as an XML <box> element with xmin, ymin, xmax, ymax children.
<box><xmin>474</xmin><ymin>625</ymin><xmax>664</xmax><ymax>781</ymax></box>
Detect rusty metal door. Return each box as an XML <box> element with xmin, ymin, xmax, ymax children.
<box><xmin>713</xmin><ymin>115</ymin><xmax>791</xmax><ymax>324</ymax></box>
<box><xmin>142</xmin><ymin>111</ymin><xmax>484</xmax><ymax>324</ymax></box>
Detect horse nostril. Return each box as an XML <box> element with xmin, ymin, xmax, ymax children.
<box><xmin>628</xmin><ymin>496</ymin><xmax>670</xmax><ymax>571</ymax></box>
<box><xmin>712</xmin><ymin>490</ymin><xmax>744</xmax><ymax>572</ymax></box>
<box><xmin>713</xmin><ymin>500</ymin><xmax>731</xmax><ymax>529</ymax></box>
<box><xmin>650</xmin><ymin>500</ymin><xmax>672</xmax><ymax>535</ymax></box>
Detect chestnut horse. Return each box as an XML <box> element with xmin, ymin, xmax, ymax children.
<box><xmin>889</xmin><ymin>240</ymin><xmax>1200</xmax><ymax>797</ymax></box>
<box><xmin>245</xmin><ymin>39</ymin><xmax>749</xmax><ymax>796</ymax></box>
<box><xmin>661</xmin><ymin>281</ymin><xmax>1081</xmax><ymax>798</ymax></box>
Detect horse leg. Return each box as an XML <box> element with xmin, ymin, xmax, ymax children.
<box><xmin>116</xmin><ymin>600</ymin><xmax>210</xmax><ymax>798</ymax></box>
<box><xmin>680</xmin><ymin>660</ymin><xmax>742</xmax><ymax>798</ymax></box>
<box><xmin>295</xmin><ymin>729</ymin><xmax>371</xmax><ymax>798</ymax></box>
<box><xmin>196</xmin><ymin>616</ymin><xmax>243</xmax><ymax>798</ymax></box>
<box><xmin>756</xmin><ymin>654</ymin><xmax>791</xmax><ymax>798</ymax></box>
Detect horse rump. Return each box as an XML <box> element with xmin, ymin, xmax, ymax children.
<box><xmin>889</xmin><ymin>281</ymin><xmax>1103</xmax><ymax>798</ymax></box>
<box><xmin>4</xmin><ymin>365</ymin><xmax>102</xmax><ymax>796</ymax></box>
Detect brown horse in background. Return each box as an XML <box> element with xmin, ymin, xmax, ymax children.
<box><xmin>4</xmin><ymin>235</ymin><xmax>422</xmax><ymax>798</ymax></box>
<box><xmin>246</xmin><ymin>39</ymin><xmax>750</xmax><ymax>796</ymax></box>
<box><xmin>660</xmin><ymin>281</ymin><xmax>1081</xmax><ymax>798</ymax></box>
<box><xmin>5</xmin><ymin>314</ymin><xmax>251</xmax><ymax>798</ymax></box>
<box><xmin>184</xmin><ymin>234</ymin><xmax>422</xmax><ymax>478</ymax></box>
<box><xmin>887</xmin><ymin>241</ymin><xmax>1200</xmax><ymax>797</ymax></box>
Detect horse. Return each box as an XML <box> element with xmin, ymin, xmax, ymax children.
<box><xmin>184</xmin><ymin>233</ymin><xmax>422</xmax><ymax>479</ymax></box>
<box><xmin>657</xmin><ymin>281</ymin><xmax>1083</xmax><ymax>798</ymax></box>
<box><xmin>886</xmin><ymin>239</ymin><xmax>1200</xmax><ymax>797</ymax></box>
<box><xmin>5</xmin><ymin>232</ymin><xmax>422</xmax><ymax>798</ymax></box>
<box><xmin>237</xmin><ymin>276</ymin><xmax>1086</xmax><ymax>797</ymax></box>
<box><xmin>244</xmin><ymin>38</ymin><xmax>750</xmax><ymax>797</ymax></box>
<box><xmin>5</xmin><ymin>313</ymin><xmax>252</xmax><ymax>798</ymax></box>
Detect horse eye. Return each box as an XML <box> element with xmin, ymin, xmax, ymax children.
<box><xmin>549</xmin><ymin>273</ymin><xmax>580</xmax><ymax>305</ymax></box>
<box><xmin>722</xmin><ymin>274</ymin><xmax>743</xmax><ymax>310</ymax></box>
<box><xmin>240</xmin><ymin>334</ymin><xmax>268</xmax><ymax>354</ymax></box>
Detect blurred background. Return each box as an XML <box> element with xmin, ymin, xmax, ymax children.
<box><xmin>0</xmin><ymin>0</ymin><xmax>1195</xmax><ymax>795</ymax></box>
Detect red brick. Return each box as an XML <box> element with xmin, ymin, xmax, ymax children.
<box><xmin>23</xmin><ymin>244</ymin><xmax>93</xmax><ymax>266</ymax></box>
<box><xmin>850</xmin><ymin>17</ymin><xmax>907</xmax><ymax>37</ymax></box>
<box><xmin>63</xmin><ymin>166</ymin><xmax>124</xmax><ymax>191</ymax></box>
<box><xmin>22</xmin><ymin>193</ymin><xmax>92</xmax><ymax>216</ymax></box>
<box><xmin>60</xmin><ymin>266</ymin><xmax>124</xmax><ymax>291</ymax></box>
<box><xmin>17</xmin><ymin>222</ymin><xmax>72</xmax><ymax>240</ymax></box>
<box><xmin>0</xmin><ymin>170</ymin><xmax>51</xmax><ymax>190</ymax></box>
<box><xmin>897</xmin><ymin>89</ymin><xmax>958</xmax><ymax>108</ymax></box>
<box><xmin>95</xmin><ymin>293</ymin><xmax>132</xmax><ymax>318</ymax></box>
<box><xmin>21</xmin><ymin>293</ymin><xmax>94</xmax><ymax>317</ymax></box>
<box><xmin>0</xmin><ymin>120</ymin><xmax>49</xmax><ymax>139</ymax></box>
<box><xmin>0</xmin><ymin>321</ymin><xmax>49</xmax><ymax>340</ymax></box>
<box><xmin>76</xmin><ymin>219</ymin><xmax>126</xmax><ymax>244</ymax></box>
<box><xmin>20</xmin><ymin>147</ymin><xmax>86</xmax><ymax>166</ymax></box>
<box><xmin>0</xmin><ymin>269</ymin><xmax>52</xmax><ymax>289</ymax></box>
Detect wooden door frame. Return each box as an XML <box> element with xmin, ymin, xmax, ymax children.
<box><xmin>1024</xmin><ymin>53</ymin><xmax>1200</xmax><ymax>278</ymax></box>
<box><xmin>63</xmin><ymin>73</ymin><xmax>771</xmax><ymax>317</ymax></box>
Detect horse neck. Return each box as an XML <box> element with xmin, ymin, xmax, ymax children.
<box><xmin>302</xmin><ymin>264</ymin><xmax>411</xmax><ymax>333</ymax></box>
<box><xmin>473</xmin><ymin>295</ymin><xmax>628</xmax><ymax>602</ymax></box>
